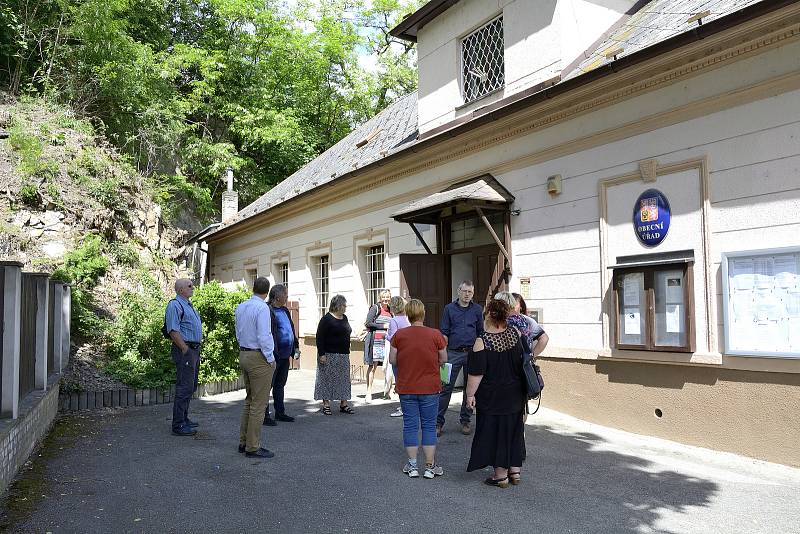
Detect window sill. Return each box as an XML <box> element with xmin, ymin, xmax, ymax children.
<box><xmin>456</xmin><ymin>86</ymin><xmax>504</xmax><ymax>112</ymax></box>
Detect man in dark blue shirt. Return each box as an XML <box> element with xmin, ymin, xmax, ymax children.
<box><xmin>438</xmin><ymin>280</ymin><xmax>484</xmax><ymax>436</ymax></box>
<box><xmin>264</xmin><ymin>284</ymin><xmax>300</xmax><ymax>425</ymax></box>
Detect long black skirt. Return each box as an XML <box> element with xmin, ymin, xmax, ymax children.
<box><xmin>467</xmin><ymin>410</ymin><xmax>526</xmax><ymax>471</ymax></box>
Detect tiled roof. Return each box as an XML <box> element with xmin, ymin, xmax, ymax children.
<box><xmin>227</xmin><ymin>91</ymin><xmax>418</xmax><ymax>226</ymax></box>
<box><xmin>565</xmin><ymin>0</ymin><xmax>764</xmax><ymax>79</ymax></box>
<box><xmin>391</xmin><ymin>178</ymin><xmax>514</xmax><ymax>221</ymax></box>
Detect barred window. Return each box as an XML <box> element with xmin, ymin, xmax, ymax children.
<box><xmin>277</xmin><ymin>262</ymin><xmax>289</xmax><ymax>292</ymax></box>
<box><xmin>365</xmin><ymin>245</ymin><xmax>385</xmax><ymax>305</ymax></box>
<box><xmin>314</xmin><ymin>255</ymin><xmax>329</xmax><ymax>319</ymax></box>
<box><xmin>461</xmin><ymin>16</ymin><xmax>504</xmax><ymax>104</ymax></box>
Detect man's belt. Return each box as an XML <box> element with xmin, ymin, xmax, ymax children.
<box><xmin>451</xmin><ymin>346</ymin><xmax>471</xmax><ymax>352</ymax></box>
<box><xmin>186</xmin><ymin>342</ymin><xmax>201</xmax><ymax>349</ymax></box>
<box><xmin>239</xmin><ymin>346</ymin><xmax>260</xmax><ymax>352</ymax></box>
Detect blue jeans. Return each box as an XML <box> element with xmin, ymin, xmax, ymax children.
<box><xmin>400</xmin><ymin>394</ymin><xmax>439</xmax><ymax>447</ymax></box>
<box><xmin>437</xmin><ymin>349</ymin><xmax>471</xmax><ymax>427</ymax></box>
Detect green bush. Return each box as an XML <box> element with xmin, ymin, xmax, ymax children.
<box><xmin>103</xmin><ymin>280</ymin><xmax>249</xmax><ymax>388</ymax></box>
<box><xmin>52</xmin><ymin>234</ymin><xmax>109</xmax><ymax>288</ymax></box>
<box><xmin>51</xmin><ymin>234</ymin><xmax>111</xmax><ymax>340</ymax></box>
<box><xmin>109</xmin><ymin>241</ymin><xmax>140</xmax><ymax>268</ymax></box>
<box><xmin>18</xmin><ymin>179</ymin><xmax>40</xmax><ymax>206</ymax></box>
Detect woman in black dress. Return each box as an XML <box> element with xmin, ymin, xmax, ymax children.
<box><xmin>314</xmin><ymin>295</ymin><xmax>355</xmax><ymax>415</ymax></box>
<box><xmin>465</xmin><ymin>299</ymin><xmax>527</xmax><ymax>488</ymax></box>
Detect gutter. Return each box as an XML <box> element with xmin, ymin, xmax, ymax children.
<box><xmin>207</xmin><ymin>0</ymin><xmax>796</xmax><ymax>244</ymax></box>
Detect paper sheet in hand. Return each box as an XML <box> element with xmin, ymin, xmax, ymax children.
<box><xmin>440</xmin><ymin>363</ymin><xmax>453</xmax><ymax>384</ymax></box>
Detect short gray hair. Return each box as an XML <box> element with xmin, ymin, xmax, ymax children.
<box><xmin>388</xmin><ymin>296</ymin><xmax>406</xmax><ymax>315</ymax></box>
<box><xmin>268</xmin><ymin>284</ymin><xmax>288</xmax><ymax>304</ymax></box>
<box><xmin>329</xmin><ymin>294</ymin><xmax>347</xmax><ymax>313</ymax></box>
<box><xmin>494</xmin><ymin>291</ymin><xmax>516</xmax><ymax>308</ymax></box>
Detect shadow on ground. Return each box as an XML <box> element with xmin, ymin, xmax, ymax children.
<box><xmin>1</xmin><ymin>390</ymin><xmax>718</xmax><ymax>533</ymax></box>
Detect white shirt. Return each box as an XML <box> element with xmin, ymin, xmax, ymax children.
<box><xmin>235</xmin><ymin>295</ymin><xmax>275</xmax><ymax>363</ymax></box>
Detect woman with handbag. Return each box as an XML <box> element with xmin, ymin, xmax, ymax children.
<box><xmin>363</xmin><ymin>289</ymin><xmax>393</xmax><ymax>403</ymax></box>
<box><xmin>314</xmin><ymin>295</ymin><xmax>355</xmax><ymax>415</ymax></box>
<box><xmin>385</xmin><ymin>296</ymin><xmax>410</xmax><ymax>416</ymax></box>
<box><xmin>465</xmin><ymin>298</ymin><xmax>527</xmax><ymax>488</ymax></box>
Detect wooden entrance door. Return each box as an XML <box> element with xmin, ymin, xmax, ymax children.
<box><xmin>399</xmin><ymin>254</ymin><xmax>448</xmax><ymax>329</ymax></box>
<box><xmin>473</xmin><ymin>246</ymin><xmax>500</xmax><ymax>308</ymax></box>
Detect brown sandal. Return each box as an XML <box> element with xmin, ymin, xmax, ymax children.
<box><xmin>509</xmin><ymin>472</ymin><xmax>521</xmax><ymax>485</ymax></box>
<box><xmin>483</xmin><ymin>476</ymin><xmax>509</xmax><ymax>488</ymax></box>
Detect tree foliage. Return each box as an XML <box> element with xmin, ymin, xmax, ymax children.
<box><xmin>0</xmin><ymin>0</ymin><xmax>420</xmax><ymax>217</ymax></box>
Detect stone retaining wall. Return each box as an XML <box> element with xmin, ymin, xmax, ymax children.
<box><xmin>58</xmin><ymin>377</ymin><xmax>245</xmax><ymax>412</ymax></box>
<box><xmin>0</xmin><ymin>374</ymin><xmax>61</xmax><ymax>496</ymax></box>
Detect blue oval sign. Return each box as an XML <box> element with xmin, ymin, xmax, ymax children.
<box><xmin>633</xmin><ymin>189</ymin><xmax>670</xmax><ymax>247</ymax></box>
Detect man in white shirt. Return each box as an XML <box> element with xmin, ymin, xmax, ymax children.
<box><xmin>235</xmin><ymin>277</ymin><xmax>276</xmax><ymax>458</ymax></box>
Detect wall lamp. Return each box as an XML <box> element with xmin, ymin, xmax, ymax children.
<box><xmin>510</xmin><ymin>208</ymin><xmax>521</xmax><ymax>216</ymax></box>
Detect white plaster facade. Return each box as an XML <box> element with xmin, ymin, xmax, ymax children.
<box><xmin>416</xmin><ymin>0</ymin><xmax>635</xmax><ymax>134</ymax></box>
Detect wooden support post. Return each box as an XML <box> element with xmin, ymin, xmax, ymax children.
<box><xmin>408</xmin><ymin>223</ymin><xmax>434</xmax><ymax>254</ymax></box>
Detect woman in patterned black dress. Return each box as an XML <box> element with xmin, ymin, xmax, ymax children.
<box><xmin>314</xmin><ymin>295</ymin><xmax>355</xmax><ymax>415</ymax></box>
<box><xmin>465</xmin><ymin>299</ymin><xmax>527</xmax><ymax>488</ymax></box>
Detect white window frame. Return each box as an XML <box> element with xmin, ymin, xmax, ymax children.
<box><xmin>277</xmin><ymin>262</ymin><xmax>289</xmax><ymax>292</ymax></box>
<box><xmin>313</xmin><ymin>255</ymin><xmax>330</xmax><ymax>320</ymax></box>
<box><xmin>460</xmin><ymin>14</ymin><xmax>505</xmax><ymax>105</ymax></box>
<box><xmin>363</xmin><ymin>244</ymin><xmax>386</xmax><ymax>306</ymax></box>
<box><xmin>721</xmin><ymin>246</ymin><xmax>800</xmax><ymax>358</ymax></box>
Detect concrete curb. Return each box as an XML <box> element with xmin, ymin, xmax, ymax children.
<box><xmin>57</xmin><ymin>376</ymin><xmax>245</xmax><ymax>412</ymax></box>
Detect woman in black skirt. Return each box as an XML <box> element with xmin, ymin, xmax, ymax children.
<box><xmin>465</xmin><ymin>298</ymin><xmax>526</xmax><ymax>488</ymax></box>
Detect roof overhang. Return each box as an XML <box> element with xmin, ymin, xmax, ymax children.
<box><xmin>390</xmin><ymin>0</ymin><xmax>461</xmax><ymax>42</ymax></box>
<box><xmin>392</xmin><ymin>174</ymin><xmax>514</xmax><ymax>224</ymax></box>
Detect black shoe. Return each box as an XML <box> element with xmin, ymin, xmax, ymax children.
<box><xmin>172</xmin><ymin>425</ymin><xmax>197</xmax><ymax>436</ymax></box>
<box><xmin>275</xmin><ymin>413</ymin><xmax>294</xmax><ymax>422</ymax></box>
<box><xmin>245</xmin><ymin>447</ymin><xmax>275</xmax><ymax>458</ymax></box>
<box><xmin>238</xmin><ymin>444</ymin><xmax>245</xmax><ymax>453</ymax></box>
<box><xmin>185</xmin><ymin>418</ymin><xmax>199</xmax><ymax>428</ymax></box>
<box><xmin>263</xmin><ymin>416</ymin><xmax>277</xmax><ymax>426</ymax></box>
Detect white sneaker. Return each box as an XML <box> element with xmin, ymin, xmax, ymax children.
<box><xmin>424</xmin><ymin>464</ymin><xmax>444</xmax><ymax>478</ymax></box>
<box><xmin>403</xmin><ymin>462</ymin><xmax>419</xmax><ymax>478</ymax></box>
<box><xmin>389</xmin><ymin>407</ymin><xmax>403</xmax><ymax>417</ymax></box>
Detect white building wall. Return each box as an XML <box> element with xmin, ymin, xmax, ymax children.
<box><xmin>416</xmin><ymin>0</ymin><xmax>633</xmax><ymax>133</ymax></box>
<box><xmin>211</xmin><ymin>40</ymin><xmax>800</xmax><ymax>371</ymax></box>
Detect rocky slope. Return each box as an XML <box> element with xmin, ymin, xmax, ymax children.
<box><xmin>0</xmin><ymin>95</ymin><xmax>203</xmax><ymax>390</ymax></box>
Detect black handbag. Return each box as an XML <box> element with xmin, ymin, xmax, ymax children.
<box><xmin>521</xmin><ymin>339</ymin><xmax>544</xmax><ymax>414</ymax></box>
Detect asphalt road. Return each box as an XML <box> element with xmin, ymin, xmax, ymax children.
<box><xmin>2</xmin><ymin>370</ymin><xmax>799</xmax><ymax>534</ymax></box>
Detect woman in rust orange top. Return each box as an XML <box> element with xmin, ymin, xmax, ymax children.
<box><xmin>389</xmin><ymin>299</ymin><xmax>448</xmax><ymax>479</ymax></box>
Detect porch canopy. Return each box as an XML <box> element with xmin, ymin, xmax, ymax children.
<box><xmin>391</xmin><ymin>174</ymin><xmax>515</xmax><ymax>225</ymax></box>
<box><xmin>391</xmin><ymin>174</ymin><xmax>515</xmax><ymax>263</ymax></box>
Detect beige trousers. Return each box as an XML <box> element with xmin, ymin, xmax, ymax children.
<box><xmin>239</xmin><ymin>351</ymin><xmax>275</xmax><ymax>452</ymax></box>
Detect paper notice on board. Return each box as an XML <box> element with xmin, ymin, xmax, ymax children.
<box><xmin>774</xmin><ymin>256</ymin><xmax>797</xmax><ymax>288</ymax></box>
<box><xmin>623</xmin><ymin>274</ymin><xmax>642</xmax><ymax>306</ymax></box>
<box><xmin>624</xmin><ymin>311</ymin><xmax>641</xmax><ymax>335</ymax></box>
<box><xmin>666</xmin><ymin>277</ymin><xmax>682</xmax><ymax>303</ymax></box>
<box><xmin>730</xmin><ymin>259</ymin><xmax>754</xmax><ymax>291</ymax></box>
<box><xmin>666</xmin><ymin>304</ymin><xmax>681</xmax><ymax>333</ymax></box>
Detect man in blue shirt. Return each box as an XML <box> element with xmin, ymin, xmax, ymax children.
<box><xmin>438</xmin><ymin>280</ymin><xmax>484</xmax><ymax>437</ymax></box>
<box><xmin>165</xmin><ymin>278</ymin><xmax>203</xmax><ymax>436</ymax></box>
<box><xmin>235</xmin><ymin>277</ymin><xmax>276</xmax><ymax>459</ymax></box>
<box><xmin>264</xmin><ymin>284</ymin><xmax>299</xmax><ymax>425</ymax></box>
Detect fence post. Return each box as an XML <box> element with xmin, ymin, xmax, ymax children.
<box><xmin>60</xmin><ymin>284</ymin><xmax>71</xmax><ymax>370</ymax></box>
<box><xmin>1</xmin><ymin>261</ymin><xmax>23</xmax><ymax>419</ymax></box>
<box><xmin>30</xmin><ymin>274</ymin><xmax>50</xmax><ymax>390</ymax></box>
<box><xmin>51</xmin><ymin>284</ymin><xmax>63</xmax><ymax>373</ymax></box>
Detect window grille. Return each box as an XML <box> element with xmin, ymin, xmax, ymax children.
<box><xmin>278</xmin><ymin>262</ymin><xmax>289</xmax><ymax>292</ymax></box>
<box><xmin>365</xmin><ymin>245</ymin><xmax>385</xmax><ymax>305</ymax></box>
<box><xmin>315</xmin><ymin>255</ymin><xmax>329</xmax><ymax>319</ymax></box>
<box><xmin>461</xmin><ymin>16</ymin><xmax>504</xmax><ymax>104</ymax></box>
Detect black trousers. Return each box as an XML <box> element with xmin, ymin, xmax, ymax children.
<box><xmin>267</xmin><ymin>357</ymin><xmax>290</xmax><ymax>417</ymax></box>
<box><xmin>172</xmin><ymin>344</ymin><xmax>200</xmax><ymax>430</ymax></box>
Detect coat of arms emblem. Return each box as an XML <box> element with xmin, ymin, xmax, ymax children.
<box><xmin>640</xmin><ymin>197</ymin><xmax>658</xmax><ymax>222</ymax></box>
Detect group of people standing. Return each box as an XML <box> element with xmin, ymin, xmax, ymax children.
<box><xmin>164</xmin><ymin>276</ymin><xmax>548</xmax><ymax>488</ymax></box>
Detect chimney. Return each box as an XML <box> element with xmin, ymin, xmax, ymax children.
<box><xmin>221</xmin><ymin>167</ymin><xmax>238</xmax><ymax>223</ymax></box>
